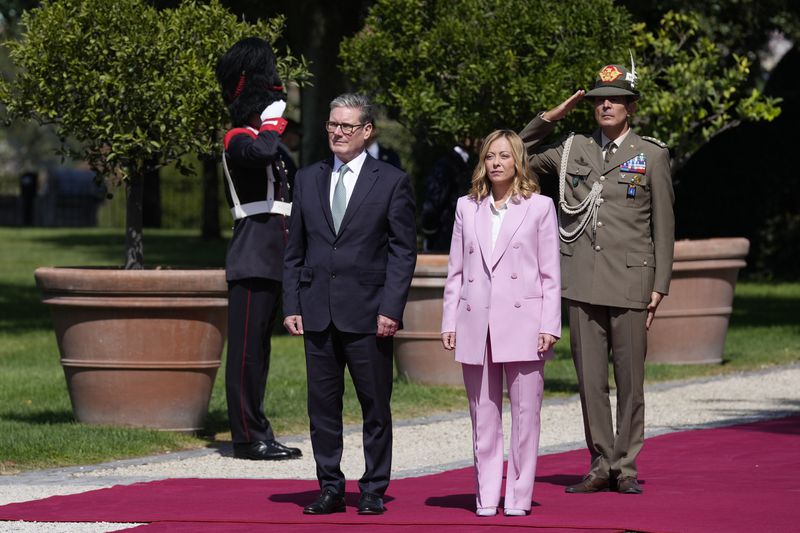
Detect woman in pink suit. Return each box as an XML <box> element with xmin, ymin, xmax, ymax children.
<box><xmin>441</xmin><ymin>129</ymin><xmax>561</xmax><ymax>517</ymax></box>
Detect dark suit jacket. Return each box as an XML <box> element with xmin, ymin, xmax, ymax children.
<box><xmin>283</xmin><ymin>154</ymin><xmax>417</xmax><ymax>334</ymax></box>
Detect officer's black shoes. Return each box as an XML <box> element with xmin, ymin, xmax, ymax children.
<box><xmin>303</xmin><ymin>488</ymin><xmax>346</xmax><ymax>514</ymax></box>
<box><xmin>233</xmin><ymin>440</ymin><xmax>302</xmax><ymax>460</ymax></box>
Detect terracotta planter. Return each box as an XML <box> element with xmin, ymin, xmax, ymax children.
<box><xmin>394</xmin><ymin>254</ymin><xmax>460</xmax><ymax>386</ymax></box>
<box><xmin>646</xmin><ymin>237</ymin><xmax>749</xmax><ymax>364</ymax></box>
<box><xmin>34</xmin><ymin>267</ymin><xmax>227</xmax><ymax>431</ymax></box>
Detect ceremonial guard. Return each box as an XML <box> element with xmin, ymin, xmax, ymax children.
<box><xmin>216</xmin><ymin>37</ymin><xmax>301</xmax><ymax>461</ymax></box>
<box><xmin>520</xmin><ymin>61</ymin><xmax>675</xmax><ymax>494</ymax></box>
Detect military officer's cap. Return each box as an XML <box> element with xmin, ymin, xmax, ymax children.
<box><xmin>585</xmin><ymin>64</ymin><xmax>639</xmax><ymax>99</ymax></box>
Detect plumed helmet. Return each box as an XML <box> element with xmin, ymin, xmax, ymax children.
<box><xmin>215</xmin><ymin>37</ymin><xmax>285</xmax><ymax>126</ymax></box>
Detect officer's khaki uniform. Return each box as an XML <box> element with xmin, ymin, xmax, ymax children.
<box><xmin>521</xmin><ymin>114</ymin><xmax>674</xmax><ymax>480</ymax></box>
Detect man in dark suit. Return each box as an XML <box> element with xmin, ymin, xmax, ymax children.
<box><xmin>366</xmin><ymin>135</ymin><xmax>404</xmax><ymax>171</ymax></box>
<box><xmin>420</xmin><ymin>143</ymin><xmax>473</xmax><ymax>252</ymax></box>
<box><xmin>283</xmin><ymin>93</ymin><xmax>417</xmax><ymax>515</ymax></box>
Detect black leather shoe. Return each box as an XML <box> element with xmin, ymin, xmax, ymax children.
<box><xmin>617</xmin><ymin>476</ymin><xmax>643</xmax><ymax>494</ymax></box>
<box><xmin>565</xmin><ymin>474</ymin><xmax>610</xmax><ymax>493</ymax></box>
<box><xmin>303</xmin><ymin>488</ymin><xmax>346</xmax><ymax>515</ymax></box>
<box><xmin>358</xmin><ymin>492</ymin><xmax>385</xmax><ymax>515</ymax></box>
<box><xmin>233</xmin><ymin>440</ymin><xmax>302</xmax><ymax>460</ymax></box>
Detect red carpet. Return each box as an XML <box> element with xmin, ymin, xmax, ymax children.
<box><xmin>1</xmin><ymin>415</ymin><xmax>798</xmax><ymax>532</ymax></box>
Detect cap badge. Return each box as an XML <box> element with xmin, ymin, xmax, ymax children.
<box><xmin>598</xmin><ymin>65</ymin><xmax>623</xmax><ymax>82</ymax></box>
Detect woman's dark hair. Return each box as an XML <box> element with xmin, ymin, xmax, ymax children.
<box><xmin>215</xmin><ymin>37</ymin><xmax>285</xmax><ymax>127</ymax></box>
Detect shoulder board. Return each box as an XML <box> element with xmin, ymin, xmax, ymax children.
<box><xmin>642</xmin><ymin>136</ymin><xmax>668</xmax><ymax>149</ymax></box>
<box><xmin>223</xmin><ymin>127</ymin><xmax>257</xmax><ymax>150</ymax></box>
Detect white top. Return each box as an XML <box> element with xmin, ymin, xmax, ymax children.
<box><xmin>330</xmin><ymin>150</ymin><xmax>368</xmax><ymax>208</ymax></box>
<box><xmin>489</xmin><ymin>192</ymin><xmax>509</xmax><ymax>250</ymax></box>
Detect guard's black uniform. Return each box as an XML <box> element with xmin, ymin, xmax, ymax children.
<box><xmin>223</xmin><ymin>124</ymin><xmax>292</xmax><ymax>445</ymax></box>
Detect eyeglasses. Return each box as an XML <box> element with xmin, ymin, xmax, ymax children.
<box><xmin>324</xmin><ymin>121</ymin><xmax>365</xmax><ymax>135</ymax></box>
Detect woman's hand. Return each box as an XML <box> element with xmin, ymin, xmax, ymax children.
<box><xmin>441</xmin><ymin>331</ymin><xmax>456</xmax><ymax>351</ymax></box>
<box><xmin>542</xmin><ymin>90</ymin><xmax>585</xmax><ymax>122</ymax></box>
<box><xmin>538</xmin><ymin>333</ymin><xmax>558</xmax><ymax>352</ymax></box>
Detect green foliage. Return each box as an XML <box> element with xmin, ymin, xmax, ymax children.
<box><xmin>621</xmin><ymin>0</ymin><xmax>800</xmax><ymax>69</ymax></box>
<box><xmin>341</xmin><ymin>2</ymin><xmax>783</xmax><ymax>174</ymax></box>
<box><xmin>0</xmin><ymin>0</ymin><xmax>309</xmax><ymax>181</ymax></box>
<box><xmin>632</xmin><ymin>11</ymin><xmax>782</xmax><ymax>169</ymax></box>
<box><xmin>340</xmin><ymin>0</ymin><xmax>633</xmax><ymax>146</ymax></box>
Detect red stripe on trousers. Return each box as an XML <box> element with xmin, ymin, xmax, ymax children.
<box><xmin>239</xmin><ymin>289</ymin><xmax>252</xmax><ymax>442</ymax></box>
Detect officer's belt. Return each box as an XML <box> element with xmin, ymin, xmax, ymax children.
<box><xmin>231</xmin><ymin>200</ymin><xmax>292</xmax><ymax>220</ymax></box>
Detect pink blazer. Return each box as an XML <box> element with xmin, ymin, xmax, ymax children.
<box><xmin>442</xmin><ymin>194</ymin><xmax>561</xmax><ymax>364</ymax></box>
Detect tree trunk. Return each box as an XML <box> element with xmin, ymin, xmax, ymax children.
<box><xmin>201</xmin><ymin>153</ymin><xmax>221</xmax><ymax>240</ymax></box>
<box><xmin>124</xmin><ymin>172</ymin><xmax>145</xmax><ymax>269</ymax></box>
<box><xmin>282</xmin><ymin>1</ymin><xmax>368</xmax><ymax>165</ymax></box>
<box><xmin>143</xmin><ymin>164</ymin><xmax>162</xmax><ymax>228</ymax></box>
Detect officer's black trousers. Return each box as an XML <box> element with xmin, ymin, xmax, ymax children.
<box><xmin>226</xmin><ymin>278</ymin><xmax>280</xmax><ymax>444</ymax></box>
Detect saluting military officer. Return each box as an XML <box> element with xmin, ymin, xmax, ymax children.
<box><xmin>520</xmin><ymin>63</ymin><xmax>674</xmax><ymax>495</ymax></box>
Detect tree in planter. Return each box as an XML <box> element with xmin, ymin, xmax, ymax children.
<box><xmin>0</xmin><ymin>0</ymin><xmax>310</xmax><ymax>268</ymax></box>
<box><xmin>339</xmin><ymin>0</ymin><xmax>780</xmax><ymax>172</ymax></box>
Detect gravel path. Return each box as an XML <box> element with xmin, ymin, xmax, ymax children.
<box><xmin>1</xmin><ymin>364</ymin><xmax>798</xmax><ymax>532</ymax></box>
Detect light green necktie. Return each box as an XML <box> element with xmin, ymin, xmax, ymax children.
<box><xmin>332</xmin><ymin>164</ymin><xmax>349</xmax><ymax>233</ymax></box>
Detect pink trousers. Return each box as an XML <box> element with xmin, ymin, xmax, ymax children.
<box><xmin>462</xmin><ymin>348</ymin><xmax>545</xmax><ymax>511</ymax></box>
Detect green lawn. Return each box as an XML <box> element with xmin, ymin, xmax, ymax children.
<box><xmin>1</xmin><ymin>227</ymin><xmax>798</xmax><ymax>473</ymax></box>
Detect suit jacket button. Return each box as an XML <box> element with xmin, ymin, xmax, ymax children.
<box><xmin>466</xmin><ymin>304</ymin><xmax>471</xmax><ymax>311</ymax></box>
<box><xmin>514</xmin><ymin>302</ymin><xmax>521</xmax><ymax>308</ymax></box>
<box><xmin>594</xmin><ymin>245</ymin><xmax>601</xmax><ymax>251</ymax></box>
<box><xmin>331</xmin><ymin>273</ymin><xmax>336</xmax><ymax>278</ymax></box>
<box><xmin>597</xmin><ymin>221</ymin><xmax>604</xmax><ymax>227</ymax></box>
<box><xmin>511</xmin><ymin>273</ymin><xmax>518</xmax><ymax>279</ymax></box>
<box><xmin>512</xmin><ymin>242</ymin><xmax>521</xmax><ymax>248</ymax></box>
<box><xmin>643</xmin><ymin>260</ymin><xmax>648</xmax><ymax>266</ymax></box>
<box><xmin>468</xmin><ymin>277</ymin><xmax>474</xmax><ymax>282</ymax></box>
<box><xmin>600</xmin><ymin>176</ymin><xmax>606</xmax><ymax>181</ymax></box>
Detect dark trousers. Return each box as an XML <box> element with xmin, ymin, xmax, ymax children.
<box><xmin>226</xmin><ymin>278</ymin><xmax>281</xmax><ymax>444</ymax></box>
<box><xmin>568</xmin><ymin>300</ymin><xmax>647</xmax><ymax>480</ymax></box>
<box><xmin>304</xmin><ymin>326</ymin><xmax>394</xmax><ymax>497</ymax></box>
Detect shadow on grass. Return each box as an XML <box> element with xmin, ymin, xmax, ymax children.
<box><xmin>730</xmin><ymin>293</ymin><xmax>800</xmax><ymax>328</ymax></box>
<box><xmin>0</xmin><ymin>282</ymin><xmax>51</xmax><ymax>331</ymax></box>
<box><xmin>543</xmin><ymin>377</ymin><xmax>580</xmax><ymax>395</ymax></box>
<box><xmin>201</xmin><ymin>406</ymin><xmax>231</xmax><ymax>437</ymax></box>
<box><xmin>31</xmin><ymin>231</ymin><xmax>228</xmax><ymax>269</ymax></box>
<box><xmin>3</xmin><ymin>409</ymin><xmax>76</xmax><ymax>425</ymax></box>
<box><xmin>32</xmin><ymin>232</ymin><xmax>123</xmax><ymax>263</ymax></box>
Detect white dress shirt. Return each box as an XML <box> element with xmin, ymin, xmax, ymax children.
<box><xmin>330</xmin><ymin>150</ymin><xmax>368</xmax><ymax>208</ymax></box>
